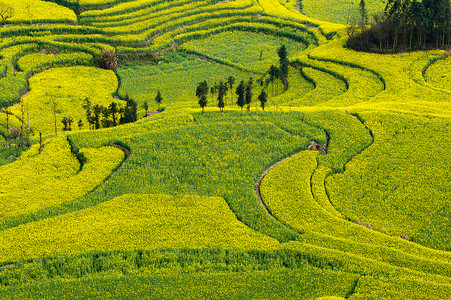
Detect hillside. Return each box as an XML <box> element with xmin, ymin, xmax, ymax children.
<box><xmin>0</xmin><ymin>0</ymin><xmax>450</xmax><ymax>299</ymax></box>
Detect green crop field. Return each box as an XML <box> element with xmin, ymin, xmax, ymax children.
<box><xmin>0</xmin><ymin>0</ymin><xmax>450</xmax><ymax>299</ymax></box>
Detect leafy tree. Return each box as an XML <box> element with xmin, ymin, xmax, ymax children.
<box><xmin>268</xmin><ymin>65</ymin><xmax>279</xmax><ymax>97</ymax></box>
<box><xmin>109</xmin><ymin>102</ymin><xmax>118</xmax><ymax>126</ymax></box>
<box><xmin>78</xmin><ymin>119</ymin><xmax>83</xmax><ymax>130</ymax></box>
<box><xmin>258</xmin><ymin>90</ymin><xmax>268</xmax><ymax>111</ymax></box>
<box><xmin>277</xmin><ymin>45</ymin><xmax>289</xmax><ymax>91</ymax></box>
<box><xmin>196</xmin><ymin>81</ymin><xmax>209</xmax><ymax>114</ymax></box>
<box><xmin>349</xmin><ymin>0</ymin><xmax>450</xmax><ymax>51</ymax></box>
<box><xmin>142</xmin><ymin>101</ymin><xmax>149</xmax><ymax>116</ymax></box>
<box><xmin>120</xmin><ymin>94</ymin><xmax>138</xmax><ymax>124</ymax></box>
<box><xmin>210</xmin><ymin>82</ymin><xmax>218</xmax><ymax>101</ymax></box>
<box><xmin>61</xmin><ymin>117</ymin><xmax>69</xmax><ymax>131</ymax></box>
<box><xmin>245</xmin><ymin>77</ymin><xmax>253</xmax><ymax>111</ymax></box>
<box><xmin>0</xmin><ymin>2</ymin><xmax>14</xmax><ymax>25</ymax></box>
<box><xmin>67</xmin><ymin>117</ymin><xmax>74</xmax><ymax>131</ymax></box>
<box><xmin>93</xmin><ymin>104</ymin><xmax>102</xmax><ymax>129</ymax></box>
<box><xmin>3</xmin><ymin>108</ymin><xmax>11</xmax><ymax>130</ymax></box>
<box><xmin>235</xmin><ymin>81</ymin><xmax>246</xmax><ymax>112</ymax></box>
<box><xmin>101</xmin><ymin>107</ymin><xmax>112</xmax><ymax>128</ymax></box>
<box><xmin>217</xmin><ymin>81</ymin><xmax>228</xmax><ymax>113</ymax></box>
<box><xmin>227</xmin><ymin>75</ymin><xmax>235</xmax><ymax>105</ymax></box>
<box><xmin>100</xmin><ymin>49</ymin><xmax>118</xmax><ymax>70</ymax></box>
<box><xmin>155</xmin><ymin>91</ymin><xmax>162</xmax><ymax>110</ymax></box>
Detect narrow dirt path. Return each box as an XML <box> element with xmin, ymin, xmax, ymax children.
<box><xmin>0</xmin><ymin>264</ymin><xmax>14</xmax><ymax>269</ymax></box>
<box><xmin>255</xmin><ymin>139</ymin><xmax>328</xmax><ymax>220</ymax></box>
<box><xmin>108</xmin><ymin>142</ymin><xmax>130</xmax><ymax>177</ymax></box>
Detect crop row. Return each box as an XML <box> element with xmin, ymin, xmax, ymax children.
<box><xmin>326</xmin><ymin>111</ymin><xmax>451</xmax><ymax>251</ymax></box>
<box><xmin>0</xmin><ymin>136</ymin><xmax>124</xmax><ymax>222</ymax></box>
<box><xmin>80</xmin><ymin>0</ymin><xmax>241</xmax><ymax>20</ymax></box>
<box><xmin>82</xmin><ymin>0</ymin><xmax>211</xmax><ymax>26</ymax></box>
<box><xmin>259</xmin><ymin>146</ymin><xmax>451</xmax><ymax>278</ymax></box>
<box><xmin>0</xmin><ymin>0</ymin><xmax>76</xmax><ymax>25</ymax></box>
<box><xmin>0</xmin><ymin>193</ymin><xmax>278</xmax><ymax>264</ymax></box>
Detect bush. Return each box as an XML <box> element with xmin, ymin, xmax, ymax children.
<box><xmin>100</xmin><ymin>49</ymin><xmax>118</xmax><ymax>70</ymax></box>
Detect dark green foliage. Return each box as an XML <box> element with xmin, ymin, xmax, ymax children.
<box><xmin>154</xmin><ymin>91</ymin><xmax>162</xmax><ymax>110</ymax></box>
<box><xmin>109</xmin><ymin>102</ymin><xmax>118</xmax><ymax>126</ymax></box>
<box><xmin>196</xmin><ymin>81</ymin><xmax>209</xmax><ymax>114</ymax></box>
<box><xmin>101</xmin><ymin>107</ymin><xmax>112</xmax><ymax>128</ymax></box>
<box><xmin>245</xmin><ymin>77</ymin><xmax>253</xmax><ymax>111</ymax></box>
<box><xmin>142</xmin><ymin>101</ymin><xmax>149</xmax><ymax>116</ymax></box>
<box><xmin>93</xmin><ymin>105</ymin><xmax>102</xmax><ymax>129</ymax></box>
<box><xmin>61</xmin><ymin>117</ymin><xmax>73</xmax><ymax>131</ymax></box>
<box><xmin>227</xmin><ymin>75</ymin><xmax>235</xmax><ymax>105</ymax></box>
<box><xmin>268</xmin><ymin>64</ymin><xmax>280</xmax><ymax>96</ymax></box>
<box><xmin>217</xmin><ymin>81</ymin><xmax>227</xmax><ymax>112</ymax></box>
<box><xmin>348</xmin><ymin>0</ymin><xmax>451</xmax><ymax>51</ymax></box>
<box><xmin>120</xmin><ymin>94</ymin><xmax>138</xmax><ymax>124</ymax></box>
<box><xmin>258</xmin><ymin>90</ymin><xmax>267</xmax><ymax>111</ymax></box>
<box><xmin>235</xmin><ymin>80</ymin><xmax>246</xmax><ymax>111</ymax></box>
<box><xmin>277</xmin><ymin>45</ymin><xmax>289</xmax><ymax>91</ymax></box>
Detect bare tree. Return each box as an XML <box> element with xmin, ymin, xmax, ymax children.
<box><xmin>0</xmin><ymin>2</ymin><xmax>14</xmax><ymax>25</ymax></box>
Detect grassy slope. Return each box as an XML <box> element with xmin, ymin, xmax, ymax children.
<box><xmin>0</xmin><ymin>0</ymin><xmax>450</xmax><ymax>298</ymax></box>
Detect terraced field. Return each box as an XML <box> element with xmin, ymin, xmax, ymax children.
<box><xmin>0</xmin><ymin>0</ymin><xmax>450</xmax><ymax>299</ymax></box>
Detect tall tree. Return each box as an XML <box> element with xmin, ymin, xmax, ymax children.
<box><xmin>235</xmin><ymin>81</ymin><xmax>246</xmax><ymax>112</ymax></box>
<box><xmin>245</xmin><ymin>77</ymin><xmax>253</xmax><ymax>111</ymax></box>
<box><xmin>142</xmin><ymin>101</ymin><xmax>149</xmax><ymax>116</ymax></box>
<box><xmin>109</xmin><ymin>102</ymin><xmax>118</xmax><ymax>126</ymax></box>
<box><xmin>227</xmin><ymin>75</ymin><xmax>235</xmax><ymax>105</ymax></box>
<box><xmin>268</xmin><ymin>65</ymin><xmax>279</xmax><ymax>97</ymax></box>
<box><xmin>217</xmin><ymin>81</ymin><xmax>227</xmax><ymax>113</ymax></box>
<box><xmin>121</xmin><ymin>95</ymin><xmax>138</xmax><ymax>124</ymax></box>
<box><xmin>93</xmin><ymin>104</ymin><xmax>102</xmax><ymax>129</ymax></box>
<box><xmin>196</xmin><ymin>81</ymin><xmax>209</xmax><ymax>114</ymax></box>
<box><xmin>258</xmin><ymin>90</ymin><xmax>268</xmax><ymax>111</ymax></box>
<box><xmin>277</xmin><ymin>45</ymin><xmax>289</xmax><ymax>91</ymax></box>
<box><xmin>155</xmin><ymin>91</ymin><xmax>163</xmax><ymax>110</ymax></box>
<box><xmin>101</xmin><ymin>107</ymin><xmax>112</xmax><ymax>128</ymax></box>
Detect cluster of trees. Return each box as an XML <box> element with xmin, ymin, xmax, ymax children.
<box><xmin>81</xmin><ymin>95</ymin><xmax>137</xmax><ymax>130</ymax></box>
<box><xmin>195</xmin><ymin>45</ymin><xmax>289</xmax><ymax>113</ymax></box>
<box><xmin>196</xmin><ymin>76</ymin><xmax>268</xmax><ymax>113</ymax></box>
<box><xmin>79</xmin><ymin>92</ymin><xmax>162</xmax><ymax>130</ymax></box>
<box><xmin>2</xmin><ymin>107</ymin><xmax>31</xmax><ymax>157</ymax></box>
<box><xmin>348</xmin><ymin>0</ymin><xmax>451</xmax><ymax>51</ymax></box>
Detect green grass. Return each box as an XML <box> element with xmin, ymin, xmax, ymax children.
<box><xmin>302</xmin><ymin>0</ymin><xmax>386</xmax><ymax>25</ymax></box>
<box><xmin>66</xmin><ymin>111</ymin><xmax>326</xmax><ymax>242</ymax></box>
<box><xmin>0</xmin><ymin>0</ymin><xmax>450</xmax><ymax>298</ymax></box>
<box><xmin>0</xmin><ymin>137</ymin><xmax>124</xmax><ymax>220</ymax></box>
<box><xmin>8</xmin><ymin>66</ymin><xmax>120</xmax><ymax>136</ymax></box>
<box><xmin>0</xmin><ymin>268</ymin><xmax>358</xmax><ymax>300</ymax></box>
<box><xmin>326</xmin><ymin>111</ymin><xmax>451</xmax><ymax>251</ymax></box>
<box><xmin>424</xmin><ymin>56</ymin><xmax>451</xmax><ymax>92</ymax></box>
<box><xmin>117</xmin><ymin>53</ymin><xmax>254</xmax><ymax>110</ymax></box>
<box><xmin>180</xmin><ymin>31</ymin><xmax>308</xmax><ymax>73</ymax></box>
<box><xmin>0</xmin><ymin>193</ymin><xmax>278</xmax><ymax>263</ymax></box>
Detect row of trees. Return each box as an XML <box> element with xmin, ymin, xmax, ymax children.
<box><xmin>196</xmin><ymin>77</ymin><xmax>268</xmax><ymax>113</ymax></box>
<box><xmin>81</xmin><ymin>96</ymin><xmax>138</xmax><ymax>130</ymax></box>
<box><xmin>79</xmin><ymin>91</ymin><xmax>163</xmax><ymax>130</ymax></box>
<box><xmin>349</xmin><ymin>0</ymin><xmax>451</xmax><ymax>51</ymax></box>
<box><xmin>195</xmin><ymin>45</ymin><xmax>288</xmax><ymax>113</ymax></box>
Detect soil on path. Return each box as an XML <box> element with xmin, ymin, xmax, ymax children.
<box><xmin>255</xmin><ymin>138</ymin><xmax>329</xmax><ymax>220</ymax></box>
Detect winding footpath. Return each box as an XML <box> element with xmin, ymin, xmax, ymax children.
<box><xmin>255</xmin><ymin>138</ymin><xmax>328</xmax><ymax>221</ymax></box>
